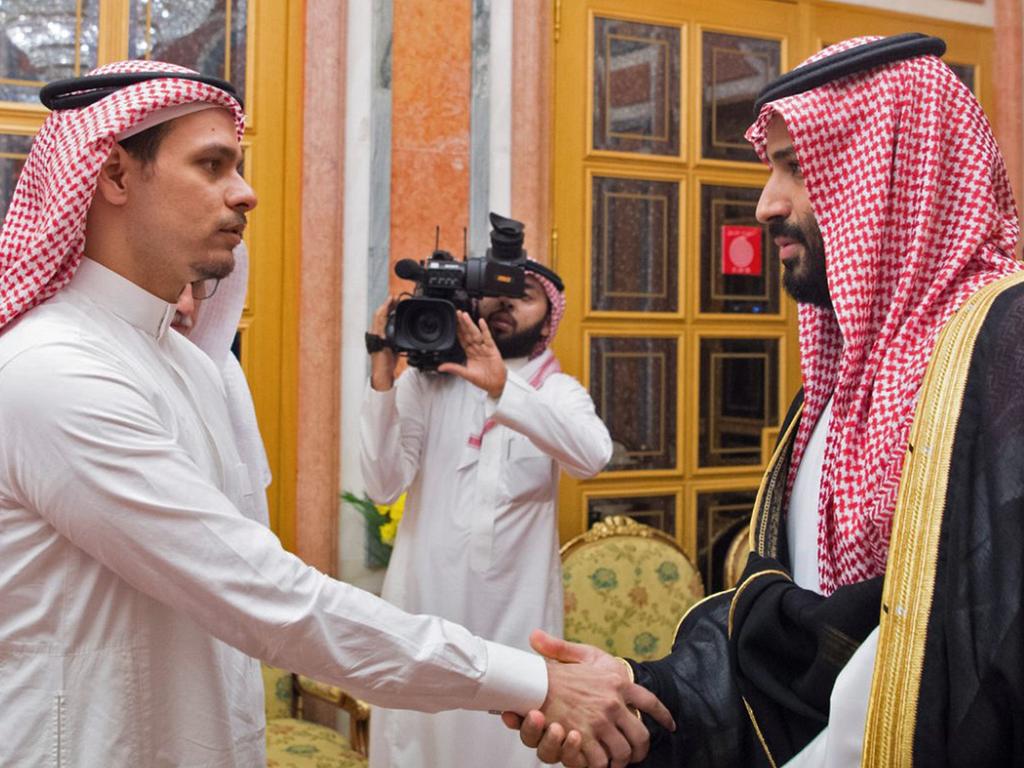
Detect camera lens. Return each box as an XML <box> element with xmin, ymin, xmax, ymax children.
<box><xmin>393</xmin><ymin>297</ymin><xmax>458</xmax><ymax>353</ymax></box>
<box><xmin>411</xmin><ymin>307</ymin><xmax>443</xmax><ymax>344</ymax></box>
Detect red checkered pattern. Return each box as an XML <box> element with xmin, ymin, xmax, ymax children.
<box><xmin>746</xmin><ymin>38</ymin><xmax>1020</xmax><ymax>593</ymax></box>
<box><xmin>527</xmin><ymin>263</ymin><xmax>565</xmax><ymax>358</ymax></box>
<box><xmin>0</xmin><ymin>60</ymin><xmax>245</xmax><ymax>331</ymax></box>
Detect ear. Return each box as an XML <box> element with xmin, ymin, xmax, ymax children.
<box><xmin>94</xmin><ymin>144</ymin><xmax>135</xmax><ymax>206</ymax></box>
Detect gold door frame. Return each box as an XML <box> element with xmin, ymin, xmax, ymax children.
<box><xmin>552</xmin><ymin>0</ymin><xmax>993</xmax><ymax>549</ymax></box>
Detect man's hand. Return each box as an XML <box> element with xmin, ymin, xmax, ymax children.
<box><xmin>502</xmin><ymin>630</ymin><xmax>675</xmax><ymax>768</ymax></box>
<box><xmin>503</xmin><ymin>712</ymin><xmax>587</xmax><ymax>767</ymax></box>
<box><xmin>437</xmin><ymin>310</ymin><xmax>507</xmax><ymax>398</ymax></box>
<box><xmin>369</xmin><ymin>296</ymin><xmax>398</xmax><ymax>391</ymax></box>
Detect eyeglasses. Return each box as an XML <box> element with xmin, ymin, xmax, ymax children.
<box><xmin>191</xmin><ymin>278</ymin><xmax>220</xmax><ymax>301</ymax></box>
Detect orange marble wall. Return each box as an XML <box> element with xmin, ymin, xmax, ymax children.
<box><xmin>512</xmin><ymin>0</ymin><xmax>554</xmax><ymax>265</ymax></box>
<box><xmin>390</xmin><ymin>0</ymin><xmax>473</xmax><ymax>292</ymax></box>
<box><xmin>995</xmin><ymin>0</ymin><xmax>1023</xmax><ymax>227</ymax></box>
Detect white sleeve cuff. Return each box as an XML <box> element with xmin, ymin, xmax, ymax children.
<box><xmin>471</xmin><ymin>640</ymin><xmax>548</xmax><ymax>714</ymax></box>
<box><xmin>363</xmin><ymin>378</ymin><xmax>398</xmax><ymax>420</ymax></box>
<box><xmin>364</xmin><ymin>377</ymin><xmax>397</xmax><ymax>402</ymax></box>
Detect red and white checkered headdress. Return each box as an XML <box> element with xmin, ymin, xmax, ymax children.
<box><xmin>525</xmin><ymin>260</ymin><xmax>565</xmax><ymax>358</ymax></box>
<box><xmin>746</xmin><ymin>38</ymin><xmax>1020</xmax><ymax>593</ymax></box>
<box><xmin>0</xmin><ymin>60</ymin><xmax>245</xmax><ymax>331</ymax></box>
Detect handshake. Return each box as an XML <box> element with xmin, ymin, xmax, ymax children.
<box><xmin>504</xmin><ymin>630</ymin><xmax>674</xmax><ymax>768</ymax></box>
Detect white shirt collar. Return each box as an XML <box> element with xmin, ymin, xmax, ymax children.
<box><xmin>504</xmin><ymin>356</ymin><xmax>529</xmax><ymax>373</ymax></box>
<box><xmin>68</xmin><ymin>258</ymin><xmax>177</xmax><ymax>340</ymax></box>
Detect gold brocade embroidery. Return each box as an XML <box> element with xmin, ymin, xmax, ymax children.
<box><xmin>735</xmin><ymin>406</ymin><xmax>801</xmax><ymax>765</ymax></box>
<box><xmin>752</xmin><ymin>402</ymin><xmax>803</xmax><ymax>556</ymax></box>
<box><xmin>862</xmin><ymin>271</ymin><xmax>1024</xmax><ymax>765</ymax></box>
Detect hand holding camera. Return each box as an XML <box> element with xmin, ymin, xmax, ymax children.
<box><xmin>369</xmin><ymin>295</ymin><xmax>398</xmax><ymax>391</ymax></box>
<box><xmin>436</xmin><ymin>310</ymin><xmax>507</xmax><ymax>399</ymax></box>
<box><xmin>383</xmin><ymin>212</ymin><xmax>530</xmax><ymax>372</ymax></box>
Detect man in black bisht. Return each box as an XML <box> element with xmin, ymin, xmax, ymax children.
<box><xmin>512</xmin><ymin>34</ymin><xmax>1024</xmax><ymax>768</ymax></box>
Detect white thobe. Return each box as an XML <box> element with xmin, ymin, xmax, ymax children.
<box><xmin>783</xmin><ymin>397</ymin><xmax>878</xmax><ymax>768</ymax></box>
<box><xmin>360</xmin><ymin>356</ymin><xmax>612</xmax><ymax>768</ymax></box>
<box><xmin>0</xmin><ymin>259</ymin><xmax>546</xmax><ymax>768</ymax></box>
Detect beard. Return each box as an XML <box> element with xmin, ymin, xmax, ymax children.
<box><xmin>190</xmin><ymin>249</ymin><xmax>236</xmax><ymax>283</ymax></box>
<box><xmin>769</xmin><ymin>215</ymin><xmax>832</xmax><ymax>310</ymax></box>
<box><xmin>192</xmin><ymin>216</ymin><xmax>245</xmax><ymax>281</ymax></box>
<box><xmin>492</xmin><ymin>314</ymin><xmax>548</xmax><ymax>359</ymax></box>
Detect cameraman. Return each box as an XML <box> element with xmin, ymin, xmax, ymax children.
<box><xmin>359</xmin><ymin>263</ymin><xmax>612</xmax><ymax>768</ymax></box>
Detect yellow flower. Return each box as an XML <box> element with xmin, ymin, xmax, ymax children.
<box><xmin>375</xmin><ymin>493</ymin><xmax>406</xmax><ymax>546</ymax></box>
<box><xmin>376</xmin><ymin>493</ymin><xmax>405</xmax><ymax>525</ymax></box>
<box><xmin>379</xmin><ymin>519</ymin><xmax>398</xmax><ymax>545</ymax></box>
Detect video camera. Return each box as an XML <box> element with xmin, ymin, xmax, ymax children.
<box><xmin>386</xmin><ymin>213</ymin><xmax>528</xmax><ymax>371</ymax></box>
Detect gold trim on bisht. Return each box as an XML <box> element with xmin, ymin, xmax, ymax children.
<box><xmin>862</xmin><ymin>271</ymin><xmax>1024</xmax><ymax>765</ymax></box>
<box><xmin>751</xmin><ymin>402</ymin><xmax>803</xmax><ymax>556</ymax></box>
<box><xmin>728</xmin><ymin>567</ymin><xmax>792</xmax><ymax>768</ymax></box>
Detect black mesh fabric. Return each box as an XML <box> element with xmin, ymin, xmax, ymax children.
<box><xmin>912</xmin><ymin>281</ymin><xmax>1024</xmax><ymax>766</ymax></box>
<box><xmin>629</xmin><ymin>281</ymin><xmax>1024</xmax><ymax>766</ymax></box>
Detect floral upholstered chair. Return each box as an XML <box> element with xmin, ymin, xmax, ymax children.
<box><xmin>561</xmin><ymin>516</ymin><xmax>705</xmax><ymax>661</ymax></box>
<box><xmin>263</xmin><ymin>664</ymin><xmax>370</xmax><ymax>768</ymax></box>
<box><xmin>723</xmin><ymin>523</ymin><xmax>751</xmax><ymax>589</ymax></box>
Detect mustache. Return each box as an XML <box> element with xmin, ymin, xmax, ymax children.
<box><xmin>767</xmin><ymin>218</ymin><xmax>806</xmax><ymax>245</ymax></box>
<box><xmin>218</xmin><ymin>214</ymin><xmax>247</xmax><ymax>233</ymax></box>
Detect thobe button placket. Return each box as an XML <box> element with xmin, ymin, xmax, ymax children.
<box><xmin>470</xmin><ymin>418</ymin><xmax>501</xmax><ymax>574</ymax></box>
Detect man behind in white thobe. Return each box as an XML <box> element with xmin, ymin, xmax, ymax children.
<box><xmin>171</xmin><ymin>242</ymin><xmax>271</xmax><ymax>529</ymax></box>
<box><xmin>360</xmin><ymin>257</ymin><xmax>613</xmax><ymax>768</ymax></box>
<box><xmin>0</xmin><ymin>61</ymin><xmax>671</xmax><ymax>767</ymax></box>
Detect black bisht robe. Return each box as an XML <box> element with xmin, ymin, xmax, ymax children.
<box><xmin>629</xmin><ymin>275</ymin><xmax>1024</xmax><ymax>767</ymax></box>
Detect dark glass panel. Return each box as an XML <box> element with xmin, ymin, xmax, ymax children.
<box><xmin>593</xmin><ymin>17</ymin><xmax>680</xmax><ymax>156</ymax></box>
<box><xmin>698</xmin><ymin>336</ymin><xmax>779</xmax><ymax>467</ymax></box>
<box><xmin>590</xmin><ymin>335</ymin><xmax>678</xmax><ymax>472</ymax></box>
<box><xmin>0</xmin><ymin>1</ymin><xmax>99</xmax><ymax>103</ymax></box>
<box><xmin>701</xmin><ymin>31</ymin><xmax>780</xmax><ymax>162</ymax></box>
<box><xmin>129</xmin><ymin>0</ymin><xmax>248</xmax><ymax>104</ymax></box>
<box><xmin>0</xmin><ymin>133</ymin><xmax>33</xmax><ymax>221</ymax></box>
<box><xmin>587</xmin><ymin>494</ymin><xmax>676</xmax><ymax>538</ymax></box>
<box><xmin>592</xmin><ymin>175</ymin><xmax>679</xmax><ymax>313</ymax></box>
<box><xmin>695</xmin><ymin>488</ymin><xmax>756</xmax><ymax>591</ymax></box>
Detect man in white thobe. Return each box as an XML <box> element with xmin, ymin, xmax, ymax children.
<box><xmin>360</xmin><ymin>261</ymin><xmax>613</xmax><ymax>768</ymax></box>
<box><xmin>0</xmin><ymin>61</ymin><xmax>670</xmax><ymax>767</ymax></box>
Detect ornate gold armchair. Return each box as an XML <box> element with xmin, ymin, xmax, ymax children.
<box><xmin>561</xmin><ymin>516</ymin><xmax>705</xmax><ymax>660</ymax></box>
<box><xmin>262</xmin><ymin>664</ymin><xmax>369</xmax><ymax>767</ymax></box>
<box><xmin>723</xmin><ymin>523</ymin><xmax>751</xmax><ymax>589</ymax></box>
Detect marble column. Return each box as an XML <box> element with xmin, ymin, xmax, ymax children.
<box><xmin>297</xmin><ymin>0</ymin><xmax>346</xmax><ymax>576</ymax></box>
<box><xmin>511</xmin><ymin>0</ymin><xmax>553</xmax><ymax>264</ymax></box>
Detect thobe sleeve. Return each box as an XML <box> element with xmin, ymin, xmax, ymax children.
<box><xmin>487</xmin><ymin>370</ymin><xmax>612</xmax><ymax>478</ymax></box>
<box><xmin>0</xmin><ymin>343</ymin><xmax>547</xmax><ymax>714</ymax></box>
<box><xmin>359</xmin><ymin>370</ymin><xmax>428</xmax><ymax>504</ymax></box>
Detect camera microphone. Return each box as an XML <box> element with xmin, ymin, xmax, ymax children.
<box><xmin>394</xmin><ymin>259</ymin><xmax>425</xmax><ymax>281</ymax></box>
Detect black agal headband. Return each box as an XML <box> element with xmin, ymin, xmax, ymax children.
<box><xmin>525</xmin><ymin>261</ymin><xmax>564</xmax><ymax>293</ymax></box>
<box><xmin>754</xmin><ymin>33</ymin><xmax>946</xmax><ymax>113</ymax></box>
<box><xmin>40</xmin><ymin>71</ymin><xmax>242</xmax><ymax>111</ymax></box>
